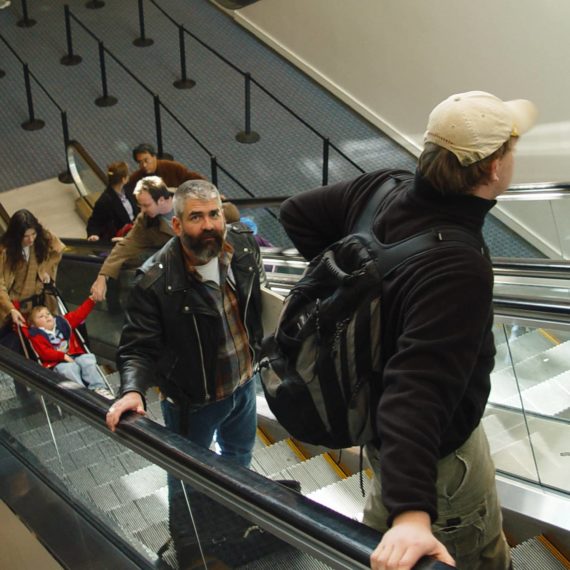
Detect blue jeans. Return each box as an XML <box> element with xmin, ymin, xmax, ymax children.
<box><xmin>54</xmin><ymin>353</ymin><xmax>105</xmax><ymax>390</ymax></box>
<box><xmin>161</xmin><ymin>379</ymin><xmax>257</xmax><ymax>468</ymax></box>
<box><xmin>162</xmin><ymin>380</ymin><xmax>257</xmax><ymax>565</ymax></box>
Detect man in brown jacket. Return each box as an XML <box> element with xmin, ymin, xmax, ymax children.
<box><xmin>90</xmin><ymin>176</ymin><xmax>175</xmax><ymax>302</ymax></box>
<box><xmin>126</xmin><ymin>143</ymin><xmax>206</xmax><ymax>193</ymax></box>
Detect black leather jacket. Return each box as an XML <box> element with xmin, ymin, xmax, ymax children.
<box><xmin>117</xmin><ymin>225</ymin><xmax>264</xmax><ymax>405</ymax></box>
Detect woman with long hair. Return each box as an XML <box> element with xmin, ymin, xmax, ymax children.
<box><xmin>86</xmin><ymin>161</ymin><xmax>138</xmax><ymax>241</ymax></box>
<box><xmin>0</xmin><ymin>209</ymin><xmax>65</xmax><ymax>329</ymax></box>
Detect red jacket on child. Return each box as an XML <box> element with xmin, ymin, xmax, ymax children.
<box><xmin>23</xmin><ymin>298</ymin><xmax>95</xmax><ymax>368</ymax></box>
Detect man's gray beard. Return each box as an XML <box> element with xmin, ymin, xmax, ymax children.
<box><xmin>180</xmin><ymin>230</ymin><xmax>223</xmax><ymax>264</ymax></box>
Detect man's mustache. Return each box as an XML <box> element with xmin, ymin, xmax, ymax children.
<box><xmin>200</xmin><ymin>230</ymin><xmax>221</xmax><ymax>240</ymax></box>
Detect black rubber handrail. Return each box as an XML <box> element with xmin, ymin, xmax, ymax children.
<box><xmin>0</xmin><ymin>346</ymin><xmax>452</xmax><ymax>570</ymax></box>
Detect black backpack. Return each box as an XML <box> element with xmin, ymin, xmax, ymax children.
<box><xmin>259</xmin><ymin>178</ymin><xmax>484</xmax><ymax>449</ymax></box>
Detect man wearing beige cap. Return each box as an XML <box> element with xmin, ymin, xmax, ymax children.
<box><xmin>280</xmin><ymin>91</ymin><xmax>537</xmax><ymax>570</ymax></box>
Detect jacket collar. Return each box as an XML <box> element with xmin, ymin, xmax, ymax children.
<box><xmin>144</xmin><ymin>213</ymin><xmax>176</xmax><ymax>235</ymax></box>
<box><xmin>412</xmin><ymin>170</ymin><xmax>496</xmax><ymax>232</ymax></box>
<box><xmin>163</xmin><ymin>238</ymin><xmax>192</xmax><ymax>292</ymax></box>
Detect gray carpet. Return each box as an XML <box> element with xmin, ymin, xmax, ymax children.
<box><xmin>0</xmin><ymin>0</ymin><xmax>542</xmax><ymax>255</ymax></box>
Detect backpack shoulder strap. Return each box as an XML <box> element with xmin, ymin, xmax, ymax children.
<box><xmin>374</xmin><ymin>226</ymin><xmax>486</xmax><ymax>278</ymax></box>
<box><xmin>353</xmin><ymin>177</ymin><xmax>398</xmax><ymax>234</ymax></box>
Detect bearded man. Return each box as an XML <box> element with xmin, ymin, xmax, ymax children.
<box><xmin>106</xmin><ymin>179</ymin><xmax>266</xmax><ymax>563</ymax></box>
<box><xmin>106</xmin><ymin>179</ymin><xmax>265</xmax><ymax>462</ymax></box>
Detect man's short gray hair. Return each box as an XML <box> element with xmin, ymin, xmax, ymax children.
<box><xmin>174</xmin><ymin>180</ymin><xmax>221</xmax><ymax>218</ymax></box>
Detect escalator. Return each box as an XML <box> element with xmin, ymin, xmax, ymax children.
<box><xmin>0</xmin><ymin>242</ymin><xmax>569</xmax><ymax>568</ymax></box>
<box><xmin>2</xmin><ymin>147</ymin><xmax>570</xmax><ymax>567</ymax></box>
<box><xmin>0</xmin><ymin>345</ymin><xmax>450</xmax><ymax>570</ymax></box>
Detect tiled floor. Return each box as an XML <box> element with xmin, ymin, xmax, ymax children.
<box><xmin>0</xmin><ymin>0</ymin><xmax>543</xmax><ymax>255</ymax></box>
<box><xmin>0</xmin><ymin>500</ymin><xmax>63</xmax><ymax>570</ymax></box>
<box><xmin>1</xmin><ymin>178</ymin><xmax>85</xmax><ymax>239</ymax></box>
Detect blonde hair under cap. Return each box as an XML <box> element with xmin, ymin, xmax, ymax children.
<box><xmin>424</xmin><ymin>91</ymin><xmax>538</xmax><ymax>166</ymax></box>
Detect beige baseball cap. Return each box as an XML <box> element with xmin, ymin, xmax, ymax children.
<box><xmin>424</xmin><ymin>91</ymin><xmax>538</xmax><ymax>166</ymax></box>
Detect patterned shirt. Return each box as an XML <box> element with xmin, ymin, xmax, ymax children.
<box><xmin>186</xmin><ymin>243</ymin><xmax>253</xmax><ymax>400</ymax></box>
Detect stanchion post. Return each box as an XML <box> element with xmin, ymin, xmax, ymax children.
<box><xmin>133</xmin><ymin>0</ymin><xmax>154</xmax><ymax>47</ymax></box>
<box><xmin>153</xmin><ymin>95</ymin><xmax>173</xmax><ymax>160</ymax></box>
<box><xmin>322</xmin><ymin>137</ymin><xmax>330</xmax><ymax>186</ymax></box>
<box><xmin>17</xmin><ymin>0</ymin><xmax>37</xmax><ymax>28</ymax></box>
<box><xmin>0</xmin><ymin>70</ymin><xmax>5</xmax><ymax>79</ymax></box>
<box><xmin>173</xmin><ymin>25</ymin><xmax>195</xmax><ymax>89</ymax></box>
<box><xmin>236</xmin><ymin>72</ymin><xmax>260</xmax><ymax>144</ymax></box>
<box><xmin>210</xmin><ymin>156</ymin><xmax>218</xmax><ymax>187</ymax></box>
<box><xmin>58</xmin><ymin>111</ymin><xmax>74</xmax><ymax>183</ymax></box>
<box><xmin>21</xmin><ymin>64</ymin><xmax>45</xmax><ymax>131</ymax></box>
<box><xmin>61</xmin><ymin>5</ymin><xmax>82</xmax><ymax>66</ymax></box>
<box><xmin>95</xmin><ymin>42</ymin><xmax>118</xmax><ymax>107</ymax></box>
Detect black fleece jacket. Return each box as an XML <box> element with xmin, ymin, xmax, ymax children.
<box><xmin>280</xmin><ymin>168</ymin><xmax>496</xmax><ymax>524</ymax></box>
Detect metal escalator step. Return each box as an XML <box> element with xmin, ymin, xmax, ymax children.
<box><xmin>494</xmin><ymin>329</ymin><xmax>556</xmax><ymax>370</ymax></box>
<box><xmin>111</xmin><ymin>464</ymin><xmax>168</xmax><ymax>503</ymax></box>
<box><xmin>118</xmin><ymin>450</ymin><xmax>152</xmax><ymax>473</ymax></box>
<box><xmin>490</xmin><ymin>340</ymin><xmax>570</xmax><ymax>410</ymax></box>
<box><xmin>307</xmin><ymin>472</ymin><xmax>370</xmax><ymax>521</ymax></box>
<box><xmin>14</xmin><ymin>425</ymin><xmax>52</xmax><ymax>448</ymax></box>
<box><xmin>107</xmin><ymin>500</ymin><xmax>149</xmax><ymax>533</ymax></box>
<box><xmin>515</xmin><ymin>369</ymin><xmax>570</xmax><ymax>416</ymax></box>
<box><xmin>44</xmin><ymin>452</ymin><xmax>77</xmax><ymax>474</ymax></box>
<box><xmin>134</xmin><ymin>520</ymin><xmax>170</xmax><ymax>555</ymax></box>
<box><xmin>64</xmin><ymin>465</ymin><xmax>98</xmax><ymax>493</ymax></box>
<box><xmin>133</xmin><ymin>486</ymin><xmax>169</xmax><ymax>527</ymax></box>
<box><xmin>69</xmin><ymin>441</ymin><xmax>107</xmax><ymax>470</ymax></box>
<box><xmin>97</xmin><ymin>436</ymin><xmax>127</xmax><ymax>458</ymax></box>
<box><xmin>272</xmin><ymin>455</ymin><xmax>341</xmax><ymax>495</ymax></box>
<box><xmin>511</xmin><ymin>537</ymin><xmax>568</xmax><ymax>570</ymax></box>
<box><xmin>88</xmin><ymin>481</ymin><xmax>122</xmax><ymax>512</ymax></box>
<box><xmin>251</xmin><ymin>439</ymin><xmax>304</xmax><ymax>476</ymax></box>
<box><xmin>237</xmin><ymin>548</ymin><xmax>332</xmax><ymax>569</ymax></box>
<box><xmin>88</xmin><ymin>454</ymin><xmax>131</xmax><ymax>485</ymax></box>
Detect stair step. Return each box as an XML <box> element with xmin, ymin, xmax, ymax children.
<box><xmin>307</xmin><ymin>472</ymin><xmax>370</xmax><ymax>521</ymax></box>
<box><xmin>511</xmin><ymin>536</ymin><xmax>568</xmax><ymax>570</ymax></box>
<box><xmin>134</xmin><ymin>520</ymin><xmax>171</xmax><ymax>556</ymax></box>
<box><xmin>514</xmin><ymin>369</ymin><xmax>570</xmax><ymax>416</ymax></box>
<box><xmin>271</xmin><ymin>455</ymin><xmax>342</xmax><ymax>495</ymax></box>
<box><xmin>111</xmin><ymin>464</ymin><xmax>168</xmax><ymax>503</ymax></box>
<box><xmin>494</xmin><ymin>329</ymin><xmax>556</xmax><ymax>370</ymax></box>
<box><xmin>490</xmin><ymin>341</ymin><xmax>570</xmax><ymax>410</ymax></box>
<box><xmin>251</xmin><ymin>439</ymin><xmax>304</xmax><ymax>476</ymax></box>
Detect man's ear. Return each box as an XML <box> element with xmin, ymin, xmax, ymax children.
<box><xmin>172</xmin><ymin>216</ymin><xmax>182</xmax><ymax>237</ymax></box>
<box><xmin>489</xmin><ymin>158</ymin><xmax>501</xmax><ymax>183</ymax></box>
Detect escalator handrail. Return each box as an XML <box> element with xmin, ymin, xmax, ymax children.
<box><xmin>67</xmin><ymin>140</ymin><xmax>107</xmax><ymax>191</ymax></box>
<box><xmin>507</xmin><ymin>181</ymin><xmax>570</xmax><ymax>193</ymax></box>
<box><xmin>0</xmin><ymin>346</ymin><xmax>451</xmax><ymax>570</ymax></box>
<box><xmin>67</xmin><ymin>140</ymin><xmax>107</xmax><ymax>201</ymax></box>
<box><xmin>59</xmin><ymin>241</ymin><xmax>570</xmax><ymax>320</ymax></box>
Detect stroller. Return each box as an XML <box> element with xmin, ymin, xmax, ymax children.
<box><xmin>15</xmin><ymin>282</ymin><xmax>116</xmax><ymax>404</ymax></box>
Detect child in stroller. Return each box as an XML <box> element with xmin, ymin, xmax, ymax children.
<box><xmin>22</xmin><ymin>295</ymin><xmax>114</xmax><ymax>400</ymax></box>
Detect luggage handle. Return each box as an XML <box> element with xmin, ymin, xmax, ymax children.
<box><xmin>322</xmin><ymin>251</ymin><xmax>354</xmax><ymax>283</ymax></box>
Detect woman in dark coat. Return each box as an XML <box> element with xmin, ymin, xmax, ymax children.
<box><xmin>86</xmin><ymin>161</ymin><xmax>139</xmax><ymax>242</ymax></box>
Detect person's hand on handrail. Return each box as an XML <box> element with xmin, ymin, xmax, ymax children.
<box><xmin>106</xmin><ymin>391</ymin><xmax>146</xmax><ymax>432</ymax></box>
<box><xmin>370</xmin><ymin>511</ymin><xmax>455</xmax><ymax>570</ymax></box>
